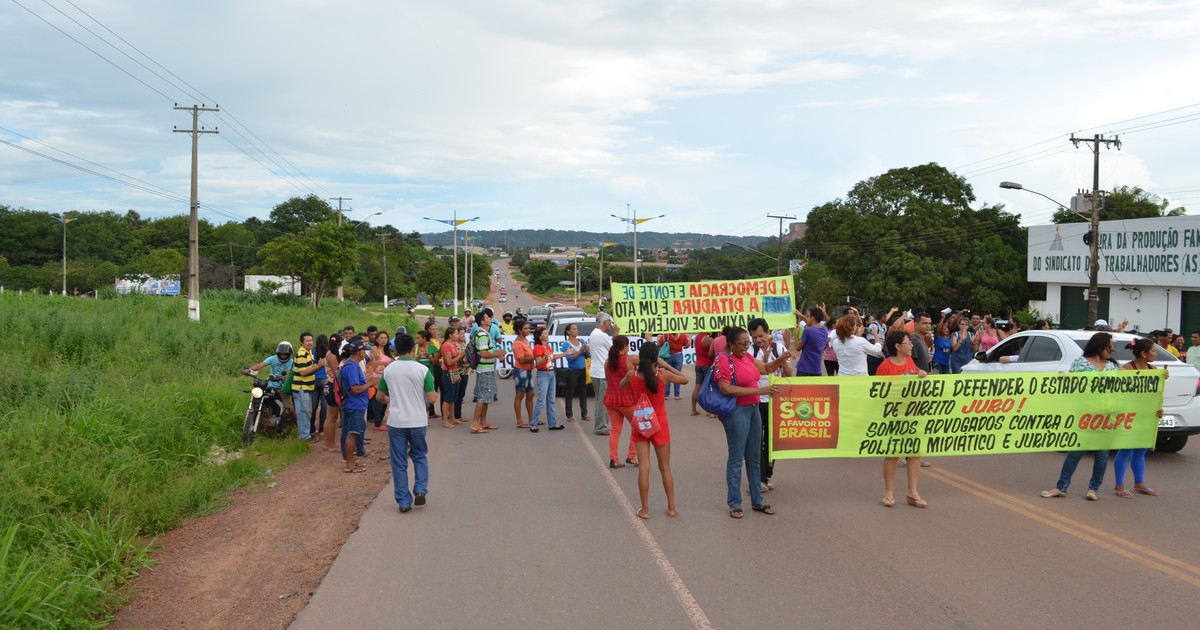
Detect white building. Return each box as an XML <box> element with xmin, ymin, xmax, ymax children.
<box><xmin>1027</xmin><ymin>215</ymin><xmax>1200</xmax><ymax>333</ymax></box>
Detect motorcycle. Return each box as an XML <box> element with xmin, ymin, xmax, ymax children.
<box><xmin>240</xmin><ymin>366</ymin><xmax>291</xmax><ymax>445</ymax></box>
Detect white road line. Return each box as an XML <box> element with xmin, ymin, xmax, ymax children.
<box><xmin>573</xmin><ymin>425</ymin><xmax>714</xmax><ymax>630</ymax></box>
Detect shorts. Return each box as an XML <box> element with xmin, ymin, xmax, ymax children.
<box><xmin>323</xmin><ymin>381</ymin><xmax>340</xmax><ymax>407</ymax></box>
<box><xmin>632</xmin><ymin>418</ymin><xmax>671</xmax><ymax>446</ymax></box>
<box><xmin>440</xmin><ymin>371</ymin><xmax>460</xmax><ymax>404</ymax></box>
<box><xmin>514</xmin><ymin>368</ymin><xmax>534</xmax><ymax>392</ymax></box>
<box><xmin>694</xmin><ymin>365</ymin><xmax>710</xmax><ymax>383</ymax></box>
<box><xmin>473</xmin><ymin>370</ymin><xmax>499</xmax><ymax>403</ymax></box>
<box><xmin>342</xmin><ymin>407</ymin><xmax>366</xmax><ymax>436</ymax></box>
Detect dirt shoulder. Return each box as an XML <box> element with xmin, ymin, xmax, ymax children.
<box><xmin>110</xmin><ymin>443</ymin><xmax>391</xmax><ymax>630</ymax></box>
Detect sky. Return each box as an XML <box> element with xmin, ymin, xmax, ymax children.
<box><xmin>3</xmin><ymin>0</ymin><xmax>1200</xmax><ymax>241</ymax></box>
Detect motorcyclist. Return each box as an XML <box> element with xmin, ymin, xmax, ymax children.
<box><xmin>499</xmin><ymin>311</ymin><xmax>516</xmax><ymax>335</ymax></box>
<box><xmin>245</xmin><ymin>341</ymin><xmax>296</xmax><ymax>420</ymax></box>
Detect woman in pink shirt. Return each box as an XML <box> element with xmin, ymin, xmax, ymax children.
<box><xmin>713</xmin><ymin>326</ymin><xmax>789</xmax><ymax>519</ymax></box>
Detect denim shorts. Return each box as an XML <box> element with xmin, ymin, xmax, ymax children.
<box><xmin>514</xmin><ymin>368</ymin><xmax>534</xmax><ymax>392</ymax></box>
<box><xmin>473</xmin><ymin>370</ymin><xmax>498</xmax><ymax>403</ymax></box>
<box><xmin>342</xmin><ymin>407</ymin><xmax>366</xmax><ymax>436</ymax></box>
<box><xmin>441</xmin><ymin>371</ymin><xmax>460</xmax><ymax>404</ymax></box>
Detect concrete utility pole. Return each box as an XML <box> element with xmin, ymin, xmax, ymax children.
<box><xmin>767</xmin><ymin>213</ymin><xmax>796</xmax><ymax>276</ymax></box>
<box><xmin>54</xmin><ymin>212</ymin><xmax>75</xmax><ymax>295</ymax></box>
<box><xmin>329</xmin><ymin>197</ymin><xmax>352</xmax><ymax>300</ymax></box>
<box><xmin>1069</xmin><ymin>133</ymin><xmax>1121</xmax><ymax>327</ymax></box>
<box><xmin>173</xmin><ymin>104</ymin><xmax>219</xmax><ymax>321</ymax></box>
<box><xmin>379</xmin><ymin>232</ymin><xmax>389</xmax><ymax>310</ymax></box>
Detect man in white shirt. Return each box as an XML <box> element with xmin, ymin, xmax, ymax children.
<box><xmin>378</xmin><ymin>334</ymin><xmax>437</xmax><ymax>513</ymax></box>
<box><xmin>588</xmin><ymin>312</ymin><xmax>617</xmax><ymax>435</ymax></box>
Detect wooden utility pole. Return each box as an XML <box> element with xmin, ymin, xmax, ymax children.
<box><xmin>767</xmin><ymin>213</ymin><xmax>796</xmax><ymax>276</ymax></box>
<box><xmin>173</xmin><ymin>104</ymin><xmax>219</xmax><ymax>321</ymax></box>
<box><xmin>329</xmin><ymin>197</ymin><xmax>352</xmax><ymax>300</ymax></box>
<box><xmin>1069</xmin><ymin>133</ymin><xmax>1121</xmax><ymax>327</ymax></box>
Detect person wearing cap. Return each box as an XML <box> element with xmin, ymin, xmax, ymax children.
<box><xmin>1092</xmin><ymin>318</ymin><xmax>1130</xmax><ymax>334</ymax></box>
<box><xmin>339</xmin><ymin>338</ymin><xmax>380</xmax><ymax>473</ymax></box>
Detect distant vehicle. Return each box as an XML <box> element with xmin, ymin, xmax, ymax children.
<box><xmin>961</xmin><ymin>329</ymin><xmax>1200</xmax><ymax>452</ymax></box>
<box><xmin>388</xmin><ymin>298</ymin><xmax>409</xmax><ymax>308</ymax></box>
<box><xmin>546</xmin><ymin>306</ymin><xmax>587</xmax><ymax>333</ymax></box>
<box><xmin>471</xmin><ymin>300</ymin><xmax>484</xmax><ymax>309</ymax></box>
<box><xmin>499</xmin><ymin>295</ymin><xmax>507</xmax><ymax>303</ymax></box>
<box><xmin>526</xmin><ymin>305</ymin><xmax>551</xmax><ymax>326</ymax></box>
<box><xmin>545</xmin><ymin>302</ymin><xmax>563</xmax><ymax>309</ymax></box>
<box><xmin>411</xmin><ymin>304</ymin><xmax>436</xmax><ymax>318</ymax></box>
<box><xmin>441</xmin><ymin>299</ymin><xmax>455</xmax><ymax>308</ymax></box>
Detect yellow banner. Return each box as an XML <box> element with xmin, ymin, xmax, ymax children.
<box><xmin>769</xmin><ymin>371</ymin><xmax>1164</xmax><ymax>459</ymax></box>
<box><xmin>610</xmin><ymin>276</ymin><xmax>796</xmax><ymax>334</ymax></box>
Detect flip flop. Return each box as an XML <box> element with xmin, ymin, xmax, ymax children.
<box><xmin>752</xmin><ymin>504</ymin><xmax>776</xmax><ymax>515</ymax></box>
<box><xmin>343</xmin><ymin>468</ymin><xmax>365</xmax><ymax>473</ymax></box>
<box><xmin>1040</xmin><ymin>489</ymin><xmax>1066</xmax><ymax>498</ymax></box>
<box><xmin>1115</xmin><ymin>489</ymin><xmax>1133</xmax><ymax>498</ymax></box>
<box><xmin>1135</xmin><ymin>487</ymin><xmax>1159</xmax><ymax>496</ymax></box>
<box><xmin>483</xmin><ymin>424</ymin><xmax>499</xmax><ymax>430</ymax></box>
<box><xmin>469</xmin><ymin>428</ymin><xmax>488</xmax><ymax>434</ymax></box>
<box><xmin>729</xmin><ymin>508</ymin><xmax>744</xmax><ymax>519</ymax></box>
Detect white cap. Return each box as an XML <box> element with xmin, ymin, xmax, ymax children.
<box><xmin>1094</xmin><ymin>319</ymin><xmax>1109</xmax><ymax>328</ymax></box>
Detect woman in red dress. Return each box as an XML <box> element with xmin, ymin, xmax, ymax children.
<box><xmin>622</xmin><ymin>340</ymin><xmax>689</xmax><ymax>519</ymax></box>
<box><xmin>875</xmin><ymin>330</ymin><xmax>929</xmax><ymax>508</ymax></box>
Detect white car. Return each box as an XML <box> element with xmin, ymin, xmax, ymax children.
<box><xmin>961</xmin><ymin>330</ymin><xmax>1200</xmax><ymax>452</ymax></box>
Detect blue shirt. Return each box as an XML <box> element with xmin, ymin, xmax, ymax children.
<box><xmin>341</xmin><ymin>360</ymin><xmax>369</xmax><ymax>411</ymax></box>
<box><xmin>263</xmin><ymin>355</ymin><xmax>293</xmax><ymax>389</ymax></box>
<box><xmin>564</xmin><ymin>340</ymin><xmax>588</xmax><ymax>370</ymax></box>
<box><xmin>933</xmin><ymin>334</ymin><xmax>953</xmax><ymax>366</ymax></box>
<box><xmin>795</xmin><ymin>325</ymin><xmax>827</xmax><ymax>375</ymax></box>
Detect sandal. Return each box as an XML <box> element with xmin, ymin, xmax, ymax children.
<box><xmin>882</xmin><ymin>495</ymin><xmax>895</xmax><ymax>508</ymax></box>
<box><xmin>626</xmin><ymin>458</ymin><xmax>639</xmax><ymax>467</ymax></box>
<box><xmin>609</xmin><ymin>460</ymin><xmax>625</xmax><ymax>468</ymax></box>
<box><xmin>1086</xmin><ymin>489</ymin><xmax>1099</xmax><ymax>501</ymax></box>
<box><xmin>1115</xmin><ymin>488</ymin><xmax>1133</xmax><ymax>498</ymax></box>
<box><xmin>729</xmin><ymin>508</ymin><xmax>744</xmax><ymax>519</ymax></box>
<box><xmin>469</xmin><ymin>428</ymin><xmax>488</xmax><ymax>434</ymax></box>
<box><xmin>483</xmin><ymin>424</ymin><xmax>499</xmax><ymax>430</ymax></box>
<box><xmin>1135</xmin><ymin>486</ymin><xmax>1159</xmax><ymax>496</ymax></box>
<box><xmin>906</xmin><ymin>495</ymin><xmax>927</xmax><ymax>508</ymax></box>
<box><xmin>342</xmin><ymin>467</ymin><xmax>365</xmax><ymax>473</ymax></box>
<box><xmin>751</xmin><ymin>504</ymin><xmax>776</xmax><ymax>515</ymax></box>
<box><xmin>1040</xmin><ymin>489</ymin><xmax>1066</xmax><ymax>498</ymax></box>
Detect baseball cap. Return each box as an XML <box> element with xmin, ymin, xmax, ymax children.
<box><xmin>346</xmin><ymin>339</ymin><xmax>367</xmax><ymax>353</ymax></box>
<box><xmin>1094</xmin><ymin>319</ymin><xmax>1109</xmax><ymax>330</ymax></box>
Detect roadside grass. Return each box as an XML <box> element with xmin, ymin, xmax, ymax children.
<box><xmin>0</xmin><ymin>291</ymin><xmax>402</xmax><ymax>628</ymax></box>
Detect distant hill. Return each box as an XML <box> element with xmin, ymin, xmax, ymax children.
<box><xmin>419</xmin><ymin>228</ymin><xmax>768</xmax><ymax>250</ymax></box>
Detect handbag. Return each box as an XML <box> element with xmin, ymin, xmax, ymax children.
<box><xmin>657</xmin><ymin>336</ymin><xmax>670</xmax><ymax>359</ymax></box>
<box><xmin>633</xmin><ymin>392</ymin><xmax>660</xmax><ymax>437</ymax></box>
<box><xmin>697</xmin><ymin>353</ymin><xmax>737</xmax><ymax>417</ymax></box>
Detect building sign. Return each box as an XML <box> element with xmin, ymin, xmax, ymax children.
<box><xmin>1027</xmin><ymin>216</ymin><xmax>1200</xmax><ymax>288</ymax></box>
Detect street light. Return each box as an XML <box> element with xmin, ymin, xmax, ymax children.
<box><xmin>612</xmin><ymin>208</ymin><xmax>664</xmax><ymax>284</ymax></box>
<box><xmin>1000</xmin><ymin>180</ymin><xmax>1099</xmax><ymax>325</ymax></box>
<box><xmin>54</xmin><ymin>212</ymin><xmax>75</xmax><ymax>295</ymax></box>
<box><xmin>424</xmin><ymin>213</ymin><xmax>478</xmax><ymax>317</ymax></box>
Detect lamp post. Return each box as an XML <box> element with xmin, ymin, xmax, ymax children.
<box><xmin>611</xmin><ymin>208</ymin><xmax>664</xmax><ymax>284</ymax></box>
<box><xmin>424</xmin><ymin>213</ymin><xmax>478</xmax><ymax>317</ymax></box>
<box><xmin>1000</xmin><ymin>181</ymin><xmax>1098</xmax><ymax>325</ymax></box>
<box><xmin>54</xmin><ymin>212</ymin><xmax>75</xmax><ymax>295</ymax></box>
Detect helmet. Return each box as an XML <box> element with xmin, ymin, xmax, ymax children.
<box><xmin>504</xmin><ymin>311</ymin><xmax>513</xmax><ymax>318</ymax></box>
<box><xmin>276</xmin><ymin>341</ymin><xmax>293</xmax><ymax>357</ymax></box>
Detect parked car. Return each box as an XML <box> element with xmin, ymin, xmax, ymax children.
<box><xmin>545</xmin><ymin>302</ymin><xmax>563</xmax><ymax>309</ymax></box>
<box><xmin>526</xmin><ymin>305</ymin><xmax>551</xmax><ymax>326</ymax></box>
<box><xmin>546</xmin><ymin>306</ymin><xmax>587</xmax><ymax>334</ymax></box>
<box><xmin>387</xmin><ymin>298</ymin><xmax>409</xmax><ymax>308</ymax></box>
<box><xmin>441</xmin><ymin>299</ymin><xmax>455</xmax><ymax>308</ymax></box>
<box><xmin>961</xmin><ymin>330</ymin><xmax>1200</xmax><ymax>452</ymax></box>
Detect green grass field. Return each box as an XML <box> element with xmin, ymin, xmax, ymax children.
<box><xmin>0</xmin><ymin>290</ymin><xmax>413</xmax><ymax>628</ymax></box>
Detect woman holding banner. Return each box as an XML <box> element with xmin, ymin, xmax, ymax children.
<box><xmin>876</xmin><ymin>331</ymin><xmax>929</xmax><ymax>508</ymax></box>
<box><xmin>1114</xmin><ymin>338</ymin><xmax>1162</xmax><ymax>498</ymax></box>
<box><xmin>1041</xmin><ymin>332</ymin><xmax>1121</xmax><ymax>501</ymax></box>
<box><xmin>713</xmin><ymin>327</ymin><xmax>787</xmax><ymax>519</ymax></box>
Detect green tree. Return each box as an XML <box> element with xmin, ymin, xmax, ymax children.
<box><xmin>416</xmin><ymin>259</ymin><xmax>453</xmax><ymax>301</ymax></box>
<box><xmin>258</xmin><ymin>220</ymin><xmax>356</xmax><ymax>307</ymax></box>
<box><xmin>125</xmin><ymin>249</ymin><xmax>186</xmax><ymax>277</ymax></box>
<box><xmin>268</xmin><ymin>195</ymin><xmax>337</xmax><ymax>235</ymax></box>
<box><xmin>1053</xmin><ymin>185</ymin><xmax>1188</xmax><ymax>223</ymax></box>
<box><xmin>799</xmin><ymin>163</ymin><xmax>1028</xmax><ymax>312</ymax></box>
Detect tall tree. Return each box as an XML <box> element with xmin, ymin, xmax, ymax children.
<box><xmin>258</xmin><ymin>220</ymin><xmax>356</xmax><ymax>307</ymax></box>
<box><xmin>1052</xmin><ymin>185</ymin><xmax>1187</xmax><ymax>223</ymax></box>
<box><xmin>267</xmin><ymin>195</ymin><xmax>337</xmax><ymax>235</ymax></box>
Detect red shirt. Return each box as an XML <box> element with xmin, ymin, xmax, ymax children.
<box><xmin>712</xmin><ymin>351</ymin><xmax>760</xmax><ymax>407</ymax></box>
<box><xmin>876</xmin><ymin>356</ymin><xmax>919</xmax><ymax>376</ymax></box>
<box><xmin>694</xmin><ymin>333</ymin><xmax>713</xmax><ymax>367</ymax></box>
<box><xmin>630</xmin><ymin>373</ymin><xmax>670</xmax><ymax>444</ymax></box>
<box><xmin>533</xmin><ymin>344</ymin><xmax>554</xmax><ymax>371</ymax></box>
<box><xmin>659</xmin><ymin>333</ymin><xmax>688</xmax><ymax>354</ymax></box>
<box><xmin>604</xmin><ymin>358</ymin><xmax>637</xmax><ymax>407</ymax></box>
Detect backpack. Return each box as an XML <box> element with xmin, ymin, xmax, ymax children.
<box><xmin>466</xmin><ymin>330</ymin><xmax>489</xmax><ymax>371</ymax></box>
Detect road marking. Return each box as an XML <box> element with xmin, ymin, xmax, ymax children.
<box><xmin>573</xmin><ymin>425</ymin><xmax>714</xmax><ymax>630</ymax></box>
<box><xmin>925</xmin><ymin>467</ymin><xmax>1200</xmax><ymax>588</ymax></box>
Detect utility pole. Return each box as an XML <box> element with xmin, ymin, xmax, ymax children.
<box><xmin>767</xmin><ymin>213</ymin><xmax>796</xmax><ymax>276</ymax></box>
<box><xmin>228</xmin><ymin>242</ymin><xmax>236</xmax><ymax>289</ymax></box>
<box><xmin>379</xmin><ymin>232</ymin><xmax>389</xmax><ymax>310</ymax></box>
<box><xmin>54</xmin><ymin>212</ymin><xmax>74</xmax><ymax>295</ymax></box>
<box><xmin>329</xmin><ymin>197</ymin><xmax>352</xmax><ymax>300</ymax></box>
<box><xmin>173</xmin><ymin>104</ymin><xmax>218</xmax><ymax>321</ymax></box>
<box><xmin>1069</xmin><ymin>133</ymin><xmax>1121</xmax><ymax>327</ymax></box>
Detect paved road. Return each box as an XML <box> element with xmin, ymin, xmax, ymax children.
<box><xmin>291</xmin><ymin>378</ymin><xmax>1200</xmax><ymax>629</ymax></box>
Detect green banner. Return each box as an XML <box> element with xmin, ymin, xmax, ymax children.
<box><xmin>769</xmin><ymin>371</ymin><xmax>1164</xmax><ymax>459</ymax></box>
<box><xmin>610</xmin><ymin>276</ymin><xmax>796</xmax><ymax>334</ymax></box>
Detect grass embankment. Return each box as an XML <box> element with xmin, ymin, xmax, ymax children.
<box><xmin>0</xmin><ymin>291</ymin><xmax>413</xmax><ymax>628</ymax></box>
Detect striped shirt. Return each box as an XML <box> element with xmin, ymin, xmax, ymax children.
<box><xmin>292</xmin><ymin>347</ymin><xmax>316</xmax><ymax>391</ymax></box>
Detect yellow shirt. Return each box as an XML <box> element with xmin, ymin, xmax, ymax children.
<box><xmin>1166</xmin><ymin>344</ymin><xmax>1180</xmax><ymax>358</ymax></box>
<box><xmin>499</xmin><ymin>321</ymin><xmax>515</xmax><ymax>335</ymax></box>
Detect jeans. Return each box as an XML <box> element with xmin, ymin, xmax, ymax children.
<box><xmin>666</xmin><ymin>353</ymin><xmax>684</xmax><ymax>397</ymax></box>
<box><xmin>1056</xmin><ymin>450</ymin><xmax>1107</xmax><ymax>493</ymax></box>
<box><xmin>719</xmin><ymin>404</ymin><xmax>764</xmax><ymax>509</ymax></box>
<box><xmin>388</xmin><ymin>426</ymin><xmax>428</xmax><ymax>509</ymax></box>
<box><xmin>592</xmin><ymin>377</ymin><xmax>609</xmax><ymax>433</ymax></box>
<box><xmin>531</xmin><ymin>370</ymin><xmax>558</xmax><ymax>428</ymax></box>
<box><xmin>562</xmin><ymin>369</ymin><xmax>588</xmax><ymax>418</ymax></box>
<box><xmin>1112</xmin><ymin>448</ymin><xmax>1148</xmax><ymax>487</ymax></box>
<box><xmin>293</xmin><ymin>387</ymin><xmax>313</xmax><ymax>440</ymax></box>
<box><xmin>313</xmin><ymin>378</ymin><xmax>327</xmax><ymax>433</ymax></box>
<box><xmin>340</xmin><ymin>408</ymin><xmax>367</xmax><ymax>458</ymax></box>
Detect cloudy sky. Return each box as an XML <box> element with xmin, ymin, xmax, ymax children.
<box><xmin>3</xmin><ymin>0</ymin><xmax>1199</xmax><ymax>239</ymax></box>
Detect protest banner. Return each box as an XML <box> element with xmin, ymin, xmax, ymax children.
<box><xmin>610</xmin><ymin>276</ymin><xmax>796</xmax><ymax>334</ymax></box>
<box><xmin>769</xmin><ymin>371</ymin><xmax>1164</xmax><ymax>459</ymax></box>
